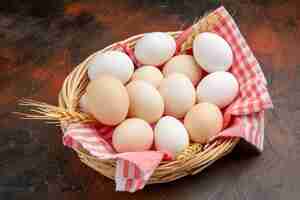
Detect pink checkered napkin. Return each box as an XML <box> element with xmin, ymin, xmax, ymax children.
<box><xmin>211</xmin><ymin>7</ymin><xmax>273</xmax><ymax>150</ymax></box>
<box><xmin>62</xmin><ymin>123</ymin><xmax>165</xmax><ymax>192</ymax></box>
<box><xmin>62</xmin><ymin>6</ymin><xmax>273</xmax><ymax>192</ymax></box>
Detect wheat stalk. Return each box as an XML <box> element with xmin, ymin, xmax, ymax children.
<box><xmin>15</xmin><ymin>98</ymin><xmax>96</xmax><ymax>124</ymax></box>
<box><xmin>180</xmin><ymin>12</ymin><xmax>219</xmax><ymax>52</ymax></box>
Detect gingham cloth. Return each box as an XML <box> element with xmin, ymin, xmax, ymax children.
<box><xmin>62</xmin><ymin>6</ymin><xmax>273</xmax><ymax>192</ymax></box>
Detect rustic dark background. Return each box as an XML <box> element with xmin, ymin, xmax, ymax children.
<box><xmin>0</xmin><ymin>0</ymin><xmax>299</xmax><ymax>199</ymax></box>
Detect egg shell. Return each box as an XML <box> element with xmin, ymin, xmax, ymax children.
<box><xmin>154</xmin><ymin>116</ymin><xmax>189</xmax><ymax>157</ymax></box>
<box><xmin>193</xmin><ymin>32</ymin><xmax>233</xmax><ymax>73</ymax></box>
<box><xmin>87</xmin><ymin>50</ymin><xmax>134</xmax><ymax>84</ymax></box>
<box><xmin>196</xmin><ymin>71</ymin><xmax>239</xmax><ymax>108</ymax></box>
<box><xmin>163</xmin><ymin>55</ymin><xmax>202</xmax><ymax>85</ymax></box>
<box><xmin>184</xmin><ymin>102</ymin><xmax>223</xmax><ymax>143</ymax></box>
<box><xmin>131</xmin><ymin>65</ymin><xmax>164</xmax><ymax>88</ymax></box>
<box><xmin>79</xmin><ymin>93</ymin><xmax>89</xmax><ymax>113</ymax></box>
<box><xmin>134</xmin><ymin>32</ymin><xmax>176</xmax><ymax>65</ymax></box>
<box><xmin>113</xmin><ymin>118</ymin><xmax>154</xmax><ymax>153</ymax></box>
<box><xmin>159</xmin><ymin>73</ymin><xmax>196</xmax><ymax>118</ymax></box>
<box><xmin>126</xmin><ymin>80</ymin><xmax>164</xmax><ymax>123</ymax></box>
<box><xmin>85</xmin><ymin>75</ymin><xmax>129</xmax><ymax>125</ymax></box>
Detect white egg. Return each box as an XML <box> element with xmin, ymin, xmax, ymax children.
<box><xmin>159</xmin><ymin>73</ymin><xmax>196</xmax><ymax>118</ymax></box>
<box><xmin>163</xmin><ymin>54</ymin><xmax>202</xmax><ymax>85</ymax></box>
<box><xmin>134</xmin><ymin>32</ymin><xmax>176</xmax><ymax>65</ymax></box>
<box><xmin>193</xmin><ymin>32</ymin><xmax>233</xmax><ymax>73</ymax></box>
<box><xmin>79</xmin><ymin>93</ymin><xmax>89</xmax><ymax>113</ymax></box>
<box><xmin>196</xmin><ymin>71</ymin><xmax>239</xmax><ymax>108</ymax></box>
<box><xmin>87</xmin><ymin>50</ymin><xmax>134</xmax><ymax>83</ymax></box>
<box><xmin>113</xmin><ymin>118</ymin><xmax>154</xmax><ymax>153</ymax></box>
<box><xmin>154</xmin><ymin>116</ymin><xmax>189</xmax><ymax>157</ymax></box>
<box><xmin>131</xmin><ymin>65</ymin><xmax>164</xmax><ymax>88</ymax></box>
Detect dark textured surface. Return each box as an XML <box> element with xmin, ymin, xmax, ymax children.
<box><xmin>0</xmin><ymin>0</ymin><xmax>299</xmax><ymax>199</ymax></box>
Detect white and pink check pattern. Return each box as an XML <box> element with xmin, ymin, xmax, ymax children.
<box><xmin>62</xmin><ymin>6</ymin><xmax>273</xmax><ymax>192</ymax></box>
<box><xmin>212</xmin><ymin>7</ymin><xmax>273</xmax><ymax>150</ymax></box>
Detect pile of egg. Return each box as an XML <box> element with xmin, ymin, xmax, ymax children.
<box><xmin>81</xmin><ymin>32</ymin><xmax>239</xmax><ymax>159</ymax></box>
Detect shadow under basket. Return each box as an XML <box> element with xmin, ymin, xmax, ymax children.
<box><xmin>20</xmin><ymin>11</ymin><xmax>240</xmax><ymax>185</ymax></box>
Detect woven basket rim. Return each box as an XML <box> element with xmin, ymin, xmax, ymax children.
<box><xmin>57</xmin><ymin>26</ymin><xmax>240</xmax><ymax>184</ymax></box>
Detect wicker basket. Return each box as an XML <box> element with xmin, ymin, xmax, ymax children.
<box><xmin>20</xmin><ymin>11</ymin><xmax>240</xmax><ymax>184</ymax></box>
